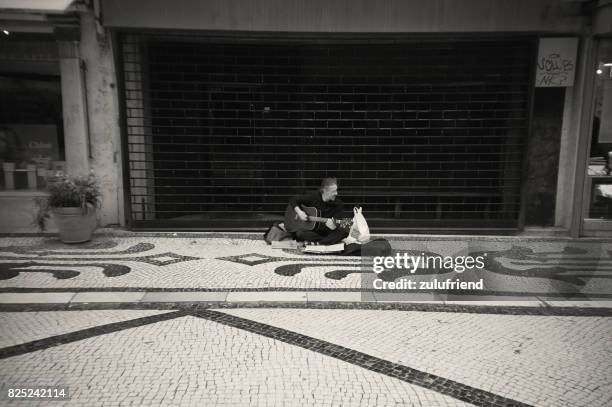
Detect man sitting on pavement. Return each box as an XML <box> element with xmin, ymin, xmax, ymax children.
<box><xmin>288</xmin><ymin>177</ymin><xmax>349</xmax><ymax>245</ymax></box>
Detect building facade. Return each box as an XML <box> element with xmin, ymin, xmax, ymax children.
<box><xmin>0</xmin><ymin>0</ymin><xmax>611</xmax><ymax>236</ymax></box>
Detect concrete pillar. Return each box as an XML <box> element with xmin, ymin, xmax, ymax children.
<box><xmin>78</xmin><ymin>10</ymin><xmax>124</xmax><ymax>227</ymax></box>
<box><xmin>58</xmin><ymin>40</ymin><xmax>90</xmax><ymax>175</ymax></box>
<box><xmin>555</xmin><ymin>82</ymin><xmax>578</xmax><ymax>229</ymax></box>
<box><xmin>569</xmin><ymin>35</ymin><xmax>596</xmax><ymax>237</ymax></box>
<box><xmin>553</xmin><ymin>34</ymin><xmax>596</xmax><ymax>236</ymax></box>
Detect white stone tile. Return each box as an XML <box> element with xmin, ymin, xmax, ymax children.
<box><xmin>374</xmin><ymin>292</ymin><xmax>445</xmax><ymax>303</ymax></box>
<box><xmin>141</xmin><ymin>291</ymin><xmax>227</xmax><ymax>302</ymax></box>
<box><xmin>71</xmin><ymin>292</ymin><xmax>145</xmax><ymax>303</ymax></box>
<box><xmin>545</xmin><ymin>300</ymin><xmax>612</xmax><ymax>308</ymax></box>
<box><xmin>0</xmin><ymin>293</ymin><xmax>75</xmax><ymax>303</ymax></box>
<box><xmin>443</xmin><ymin>300</ymin><xmax>544</xmax><ymax>307</ymax></box>
<box><xmin>225</xmin><ymin>291</ymin><xmax>307</xmax><ymax>302</ymax></box>
<box><xmin>307</xmin><ymin>291</ymin><xmax>372</xmax><ymax>302</ymax></box>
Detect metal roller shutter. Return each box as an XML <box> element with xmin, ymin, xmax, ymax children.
<box><xmin>118</xmin><ymin>33</ymin><xmax>532</xmax><ymax>231</ymax></box>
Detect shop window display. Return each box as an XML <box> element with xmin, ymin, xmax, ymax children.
<box><xmin>0</xmin><ymin>75</ymin><xmax>65</xmax><ymax>190</ymax></box>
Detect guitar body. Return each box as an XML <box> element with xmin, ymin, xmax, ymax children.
<box><xmin>283</xmin><ymin>205</ymin><xmax>320</xmax><ymax>233</ymax></box>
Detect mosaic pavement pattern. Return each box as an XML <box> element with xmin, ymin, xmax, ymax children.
<box><xmin>223</xmin><ymin>308</ymin><xmax>612</xmax><ymax>407</ymax></box>
<box><xmin>0</xmin><ymin>235</ymin><xmax>611</xmax><ymax>299</ymax></box>
<box><xmin>0</xmin><ymin>307</ymin><xmax>610</xmax><ymax>406</ymax></box>
<box><xmin>1</xmin><ymin>234</ymin><xmax>611</xmax><ymax>406</ymax></box>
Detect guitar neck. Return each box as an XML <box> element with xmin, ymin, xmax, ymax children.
<box><xmin>308</xmin><ymin>216</ymin><xmax>335</xmax><ymax>223</ymax></box>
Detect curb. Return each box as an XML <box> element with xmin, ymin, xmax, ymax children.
<box><xmin>1</xmin><ymin>291</ymin><xmax>612</xmax><ymax>310</ymax></box>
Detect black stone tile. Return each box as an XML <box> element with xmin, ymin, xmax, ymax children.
<box><xmin>1</xmin><ymin>302</ymin><xmax>611</xmax><ymax>317</ymax></box>
<box><xmin>0</xmin><ymin>310</ymin><xmax>186</xmax><ymax>359</ymax></box>
<box><xmin>192</xmin><ymin>309</ymin><xmax>535</xmax><ymax>407</ymax></box>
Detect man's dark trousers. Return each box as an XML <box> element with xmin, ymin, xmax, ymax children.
<box><xmin>294</xmin><ymin>227</ymin><xmax>348</xmax><ymax>245</ymax></box>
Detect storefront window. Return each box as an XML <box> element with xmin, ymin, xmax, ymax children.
<box><xmin>588</xmin><ymin>39</ymin><xmax>612</xmax><ymax>219</ymax></box>
<box><xmin>0</xmin><ymin>75</ymin><xmax>65</xmax><ymax>190</ymax></box>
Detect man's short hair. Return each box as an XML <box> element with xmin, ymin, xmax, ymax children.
<box><xmin>320</xmin><ymin>177</ymin><xmax>337</xmax><ymax>191</ymax></box>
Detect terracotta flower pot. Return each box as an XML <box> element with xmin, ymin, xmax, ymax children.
<box><xmin>52</xmin><ymin>205</ymin><xmax>97</xmax><ymax>243</ymax></box>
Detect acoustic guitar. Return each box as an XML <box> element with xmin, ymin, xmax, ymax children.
<box><xmin>283</xmin><ymin>205</ymin><xmax>352</xmax><ymax>233</ymax></box>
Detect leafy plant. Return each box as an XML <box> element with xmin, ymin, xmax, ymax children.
<box><xmin>33</xmin><ymin>172</ymin><xmax>101</xmax><ymax>231</ymax></box>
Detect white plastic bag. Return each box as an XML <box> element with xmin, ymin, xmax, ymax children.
<box><xmin>345</xmin><ymin>207</ymin><xmax>370</xmax><ymax>244</ymax></box>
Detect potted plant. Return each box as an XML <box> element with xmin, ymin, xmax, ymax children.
<box><xmin>34</xmin><ymin>171</ymin><xmax>101</xmax><ymax>243</ymax></box>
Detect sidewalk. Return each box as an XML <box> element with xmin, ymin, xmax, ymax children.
<box><xmin>0</xmin><ymin>229</ymin><xmax>611</xmax><ymax>308</ymax></box>
<box><xmin>1</xmin><ymin>230</ymin><xmax>611</xmax><ymax>406</ymax></box>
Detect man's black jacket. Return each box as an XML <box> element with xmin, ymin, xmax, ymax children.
<box><xmin>288</xmin><ymin>191</ymin><xmax>344</xmax><ymax>219</ymax></box>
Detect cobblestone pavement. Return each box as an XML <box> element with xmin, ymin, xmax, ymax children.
<box><xmin>0</xmin><ymin>307</ymin><xmax>610</xmax><ymax>406</ymax></box>
<box><xmin>0</xmin><ymin>233</ymin><xmax>611</xmax><ymax>299</ymax></box>
<box><xmin>222</xmin><ymin>308</ymin><xmax>612</xmax><ymax>407</ymax></box>
<box><xmin>0</xmin><ymin>232</ymin><xmax>611</xmax><ymax>406</ymax></box>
